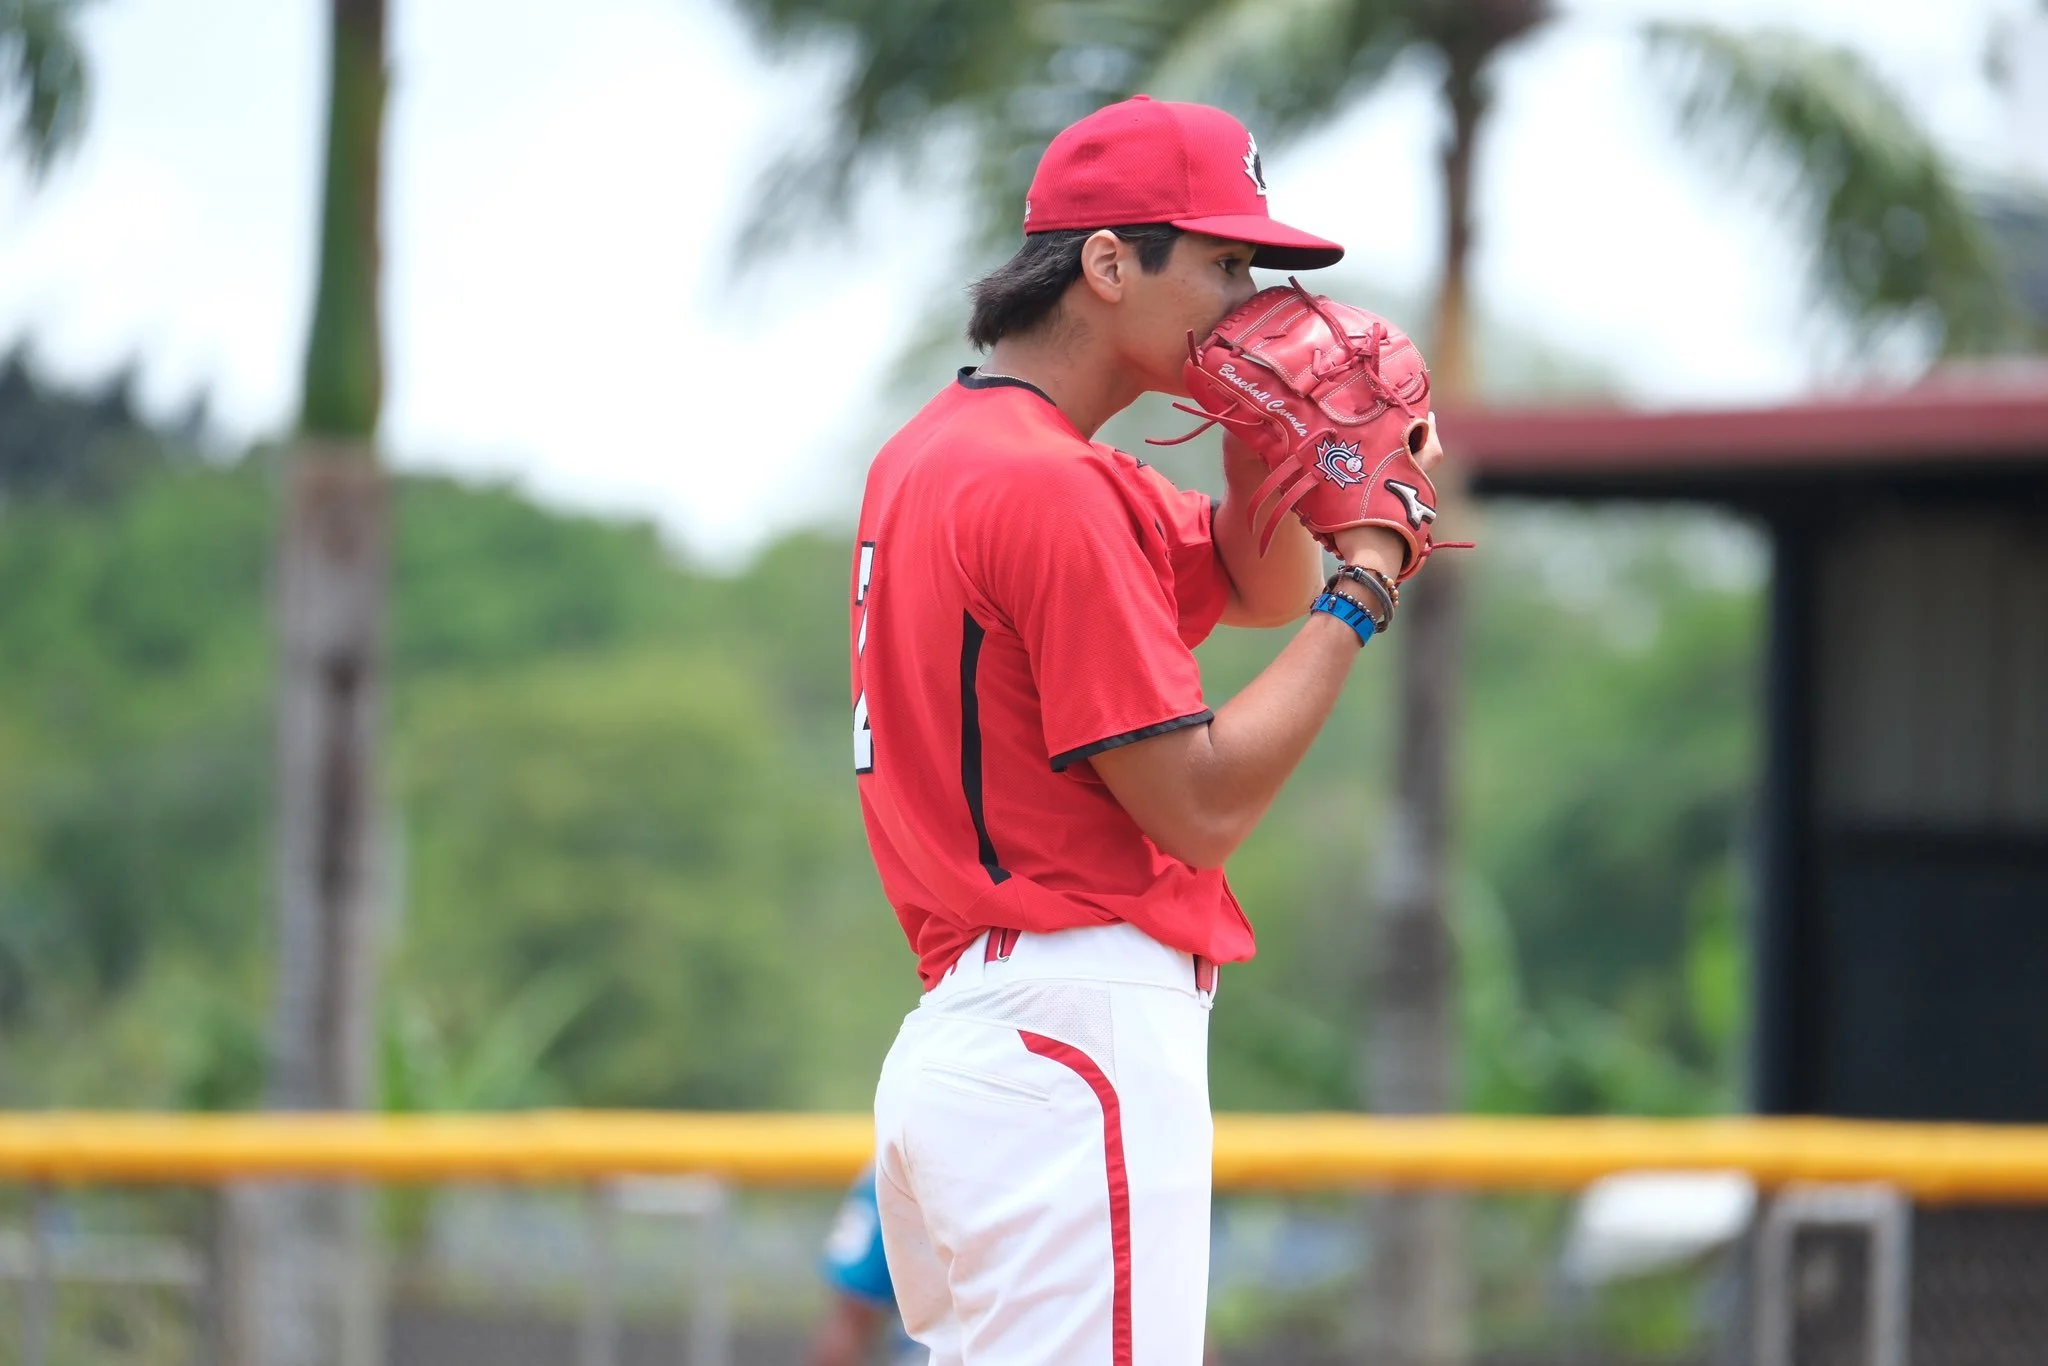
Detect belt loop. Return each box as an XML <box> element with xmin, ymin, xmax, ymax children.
<box><xmin>984</xmin><ymin>928</ymin><xmax>1019</xmax><ymax>963</ymax></box>
<box><xmin>1194</xmin><ymin>955</ymin><xmax>1218</xmax><ymax>997</ymax></box>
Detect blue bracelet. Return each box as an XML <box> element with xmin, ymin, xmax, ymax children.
<box><xmin>1311</xmin><ymin>591</ymin><xmax>1376</xmax><ymax>647</ymax></box>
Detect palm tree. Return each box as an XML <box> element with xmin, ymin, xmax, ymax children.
<box><xmin>236</xmin><ymin>2</ymin><xmax>392</xmax><ymax>1364</ymax></box>
<box><xmin>7</xmin><ymin>3</ymin><xmax>392</xmax><ymax>1358</ymax></box>
<box><xmin>0</xmin><ymin>0</ymin><xmax>88</xmax><ymax>178</ymax></box>
<box><xmin>728</xmin><ymin>0</ymin><xmax>2017</xmax><ymax>1359</ymax></box>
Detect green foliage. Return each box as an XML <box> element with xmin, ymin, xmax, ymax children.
<box><xmin>0</xmin><ymin>367</ymin><xmax>1759</xmax><ymax>1116</ymax></box>
<box><xmin>380</xmin><ymin>965</ymin><xmax>598</xmax><ymax>1115</ymax></box>
<box><xmin>0</xmin><ymin>439</ymin><xmax>272</xmax><ymax>1060</ymax></box>
<box><xmin>1457</xmin><ymin>507</ymin><xmax>1759</xmax><ymax>1114</ymax></box>
<box><xmin>1649</xmin><ymin>22</ymin><xmax>2028</xmax><ymax>356</ymax></box>
<box><xmin>390</xmin><ymin>476</ymin><xmax>695</xmax><ymax>673</ymax></box>
<box><xmin>0</xmin><ymin>0</ymin><xmax>90</xmax><ymax>178</ymax></box>
<box><xmin>0</xmin><ymin>351</ymin><xmax>204</xmax><ymax>505</ymax></box>
<box><xmin>1463</xmin><ymin>510</ymin><xmax>1759</xmax><ymax>1026</ymax></box>
<box><xmin>394</xmin><ymin>650</ymin><xmax>815</xmax><ymax>1107</ymax></box>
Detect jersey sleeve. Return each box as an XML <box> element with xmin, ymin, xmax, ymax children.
<box><xmin>1132</xmin><ymin>462</ymin><xmax>1230</xmax><ymax>649</ymax></box>
<box><xmin>974</xmin><ymin>456</ymin><xmax>1213</xmax><ymax>772</ymax></box>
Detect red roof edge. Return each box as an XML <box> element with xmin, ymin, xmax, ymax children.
<box><xmin>1446</xmin><ymin>379</ymin><xmax>2048</xmax><ymax>478</ymax></box>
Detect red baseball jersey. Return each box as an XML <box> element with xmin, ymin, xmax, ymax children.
<box><xmin>850</xmin><ymin>369</ymin><xmax>1258</xmax><ymax>988</ymax></box>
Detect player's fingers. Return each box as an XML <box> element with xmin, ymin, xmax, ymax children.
<box><xmin>1408</xmin><ymin>413</ymin><xmax>1446</xmax><ymax>474</ymax></box>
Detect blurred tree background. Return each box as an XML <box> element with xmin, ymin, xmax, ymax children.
<box><xmin>7</xmin><ymin>1</ymin><xmax>2044</xmax><ymax>1145</ymax></box>
<box><xmin>0</xmin><ymin>349</ymin><xmax>1758</xmax><ymax>1119</ymax></box>
<box><xmin>1</xmin><ymin>4</ymin><xmax>2042</xmax><ymax>1361</ymax></box>
<box><xmin>12</xmin><ymin>0</ymin><xmax>2041</xmax><ymax>1139</ymax></box>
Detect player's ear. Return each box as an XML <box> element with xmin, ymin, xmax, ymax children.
<box><xmin>1077</xmin><ymin>229</ymin><xmax>1127</xmax><ymax>303</ymax></box>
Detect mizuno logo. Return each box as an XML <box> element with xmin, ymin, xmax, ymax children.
<box><xmin>1386</xmin><ymin>480</ymin><xmax>1436</xmax><ymax>528</ymax></box>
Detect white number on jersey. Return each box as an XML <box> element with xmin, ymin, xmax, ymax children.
<box><xmin>853</xmin><ymin>541</ymin><xmax>876</xmax><ymax>773</ymax></box>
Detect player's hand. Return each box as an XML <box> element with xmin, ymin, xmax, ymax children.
<box><xmin>1330</xmin><ymin>525</ymin><xmax>1407</xmax><ymax>580</ymax></box>
<box><xmin>1332</xmin><ymin>414</ymin><xmax>1445</xmax><ymax>575</ymax></box>
<box><xmin>1234</xmin><ymin>430</ymin><xmax>1411</xmax><ymax>579</ymax></box>
<box><xmin>1221</xmin><ymin>431</ymin><xmax>1263</xmax><ymax>472</ymax></box>
<box><xmin>1412</xmin><ymin>412</ymin><xmax>1445</xmax><ymax>474</ymax></box>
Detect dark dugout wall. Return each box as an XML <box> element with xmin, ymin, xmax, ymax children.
<box><xmin>1757</xmin><ymin>504</ymin><xmax>2048</xmax><ymax>1121</ymax></box>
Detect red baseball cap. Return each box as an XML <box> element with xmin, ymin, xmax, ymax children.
<box><xmin>1022</xmin><ymin>95</ymin><xmax>1344</xmax><ymax>271</ymax></box>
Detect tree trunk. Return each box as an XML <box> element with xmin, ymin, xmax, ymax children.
<box><xmin>1361</xmin><ymin>49</ymin><xmax>1486</xmax><ymax>1366</ymax></box>
<box><xmin>230</xmin><ymin>4</ymin><xmax>390</xmax><ymax>1365</ymax></box>
<box><xmin>236</xmin><ymin>448</ymin><xmax>389</xmax><ymax>1366</ymax></box>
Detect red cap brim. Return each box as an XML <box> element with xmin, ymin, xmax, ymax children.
<box><xmin>1172</xmin><ymin>213</ymin><xmax>1345</xmax><ymax>270</ymax></box>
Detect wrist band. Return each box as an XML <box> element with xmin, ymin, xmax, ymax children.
<box><xmin>1328</xmin><ymin>563</ymin><xmax>1397</xmax><ymax>629</ymax></box>
<box><xmin>1333</xmin><ymin>562</ymin><xmax>1399</xmax><ymax>611</ymax></box>
<box><xmin>1311</xmin><ymin>591</ymin><xmax>1376</xmax><ymax>647</ymax></box>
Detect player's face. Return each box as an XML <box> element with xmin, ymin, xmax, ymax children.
<box><xmin>1114</xmin><ymin>232</ymin><xmax>1260</xmax><ymax>397</ymax></box>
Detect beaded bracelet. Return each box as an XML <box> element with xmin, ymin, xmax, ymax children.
<box><xmin>1310</xmin><ymin>591</ymin><xmax>1376</xmax><ymax>647</ymax></box>
<box><xmin>1327</xmin><ymin>563</ymin><xmax>1397</xmax><ymax>630</ymax></box>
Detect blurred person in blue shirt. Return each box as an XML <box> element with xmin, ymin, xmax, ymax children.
<box><xmin>808</xmin><ymin>1165</ymin><xmax>918</xmax><ymax>1366</ymax></box>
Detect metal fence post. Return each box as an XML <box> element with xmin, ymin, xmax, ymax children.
<box><xmin>1754</xmin><ymin>1182</ymin><xmax>1913</xmax><ymax>1366</ymax></box>
<box><xmin>579</xmin><ymin>1181</ymin><xmax>619</xmax><ymax>1366</ymax></box>
<box><xmin>611</xmin><ymin>1175</ymin><xmax>735</xmax><ymax>1366</ymax></box>
<box><xmin>22</xmin><ymin>1184</ymin><xmax>55</xmax><ymax>1366</ymax></box>
<box><xmin>687</xmin><ymin>1179</ymin><xmax>732</xmax><ymax>1366</ymax></box>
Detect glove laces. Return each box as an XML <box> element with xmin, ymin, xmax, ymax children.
<box><xmin>1146</xmin><ymin>277</ymin><xmax>1416</xmax><ymax>449</ymax></box>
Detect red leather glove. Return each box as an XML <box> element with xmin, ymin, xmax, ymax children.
<box><xmin>1156</xmin><ymin>280</ymin><xmax>1471</xmax><ymax>582</ymax></box>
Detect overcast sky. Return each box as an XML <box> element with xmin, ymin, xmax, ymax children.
<box><xmin>0</xmin><ymin>0</ymin><xmax>2038</xmax><ymax>563</ymax></box>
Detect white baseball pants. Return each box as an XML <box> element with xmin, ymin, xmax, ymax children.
<box><xmin>873</xmin><ymin>923</ymin><xmax>1217</xmax><ymax>1366</ymax></box>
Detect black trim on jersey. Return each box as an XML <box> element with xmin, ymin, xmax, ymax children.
<box><xmin>959</xmin><ymin>612</ymin><xmax>1012</xmax><ymax>885</ymax></box>
<box><xmin>1049</xmin><ymin>710</ymin><xmax>1215</xmax><ymax>773</ymax></box>
<box><xmin>956</xmin><ymin>366</ymin><xmax>1056</xmax><ymax>409</ymax></box>
<box><xmin>855</xmin><ymin>540</ymin><xmax>876</xmax><ymax>606</ymax></box>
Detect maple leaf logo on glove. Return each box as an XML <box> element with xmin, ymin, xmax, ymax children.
<box><xmin>1315</xmin><ymin>435</ymin><xmax>1367</xmax><ymax>488</ymax></box>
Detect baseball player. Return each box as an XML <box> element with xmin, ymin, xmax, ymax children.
<box><xmin>848</xmin><ymin>95</ymin><xmax>1457</xmax><ymax>1365</ymax></box>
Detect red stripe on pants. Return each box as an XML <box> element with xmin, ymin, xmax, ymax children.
<box><xmin>1019</xmin><ymin>1031</ymin><xmax>1131</xmax><ymax>1366</ymax></box>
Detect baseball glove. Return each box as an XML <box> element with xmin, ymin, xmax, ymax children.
<box><xmin>1153</xmin><ymin>279</ymin><xmax>1471</xmax><ymax>581</ymax></box>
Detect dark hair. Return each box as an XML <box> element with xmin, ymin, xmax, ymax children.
<box><xmin>966</xmin><ymin>223</ymin><xmax>1184</xmax><ymax>349</ymax></box>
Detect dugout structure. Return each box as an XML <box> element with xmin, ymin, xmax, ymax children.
<box><xmin>1459</xmin><ymin>369</ymin><xmax>2048</xmax><ymax>1364</ymax></box>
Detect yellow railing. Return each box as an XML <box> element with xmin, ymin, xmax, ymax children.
<box><xmin>3</xmin><ymin>1113</ymin><xmax>2048</xmax><ymax>1200</ymax></box>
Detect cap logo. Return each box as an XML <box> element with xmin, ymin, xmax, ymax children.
<box><xmin>1023</xmin><ymin>197</ymin><xmax>1032</xmax><ymax>224</ymax></box>
<box><xmin>1243</xmin><ymin>135</ymin><xmax>1267</xmax><ymax>197</ymax></box>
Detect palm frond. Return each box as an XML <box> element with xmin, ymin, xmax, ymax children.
<box><xmin>727</xmin><ymin>0</ymin><xmax>1381</xmax><ymax>255</ymax></box>
<box><xmin>728</xmin><ymin>0</ymin><xmax>1115</xmax><ymax>250</ymax></box>
<box><xmin>0</xmin><ymin>0</ymin><xmax>90</xmax><ymax>178</ymax></box>
<box><xmin>1648</xmin><ymin>21</ymin><xmax>2023</xmax><ymax>357</ymax></box>
<box><xmin>1145</xmin><ymin>0</ymin><xmax>1418</xmax><ymax>138</ymax></box>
